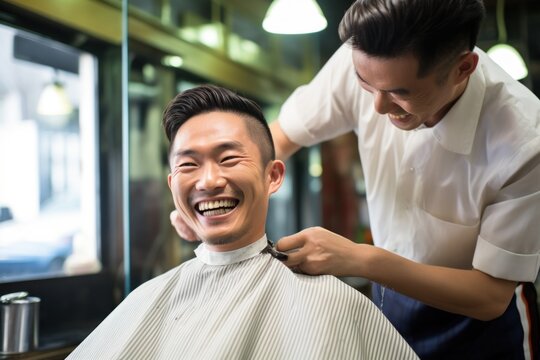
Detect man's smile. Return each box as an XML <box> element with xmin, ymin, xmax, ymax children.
<box><xmin>195</xmin><ymin>198</ymin><xmax>239</xmax><ymax>217</ymax></box>
<box><xmin>388</xmin><ymin>112</ymin><xmax>410</xmax><ymax>120</ymax></box>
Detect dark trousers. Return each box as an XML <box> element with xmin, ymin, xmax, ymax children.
<box><xmin>371</xmin><ymin>282</ymin><xmax>540</xmax><ymax>359</ymax></box>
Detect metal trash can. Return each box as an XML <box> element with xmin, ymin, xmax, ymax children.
<box><xmin>0</xmin><ymin>292</ymin><xmax>40</xmax><ymax>354</ymax></box>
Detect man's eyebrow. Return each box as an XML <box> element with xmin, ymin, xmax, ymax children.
<box><xmin>354</xmin><ymin>70</ymin><xmax>410</xmax><ymax>95</ymax></box>
<box><xmin>214</xmin><ymin>140</ymin><xmax>245</xmax><ymax>153</ymax></box>
<box><xmin>172</xmin><ymin>149</ymin><xmax>197</xmax><ymax>160</ymax></box>
<box><xmin>172</xmin><ymin>140</ymin><xmax>245</xmax><ymax>160</ymax></box>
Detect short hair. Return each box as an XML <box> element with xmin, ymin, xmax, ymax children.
<box><xmin>339</xmin><ymin>0</ymin><xmax>485</xmax><ymax>77</ymax></box>
<box><xmin>162</xmin><ymin>84</ymin><xmax>275</xmax><ymax>166</ymax></box>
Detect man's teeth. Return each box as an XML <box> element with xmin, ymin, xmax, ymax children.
<box><xmin>203</xmin><ymin>209</ymin><xmax>230</xmax><ymax>217</ymax></box>
<box><xmin>197</xmin><ymin>199</ymin><xmax>237</xmax><ymax>216</ymax></box>
<box><xmin>198</xmin><ymin>199</ymin><xmax>236</xmax><ymax>211</ymax></box>
<box><xmin>389</xmin><ymin>113</ymin><xmax>408</xmax><ymax>120</ymax></box>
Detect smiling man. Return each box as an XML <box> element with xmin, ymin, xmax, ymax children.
<box><xmin>67</xmin><ymin>85</ymin><xmax>417</xmax><ymax>359</ymax></box>
<box><xmin>168</xmin><ymin>110</ymin><xmax>278</xmax><ymax>251</ymax></box>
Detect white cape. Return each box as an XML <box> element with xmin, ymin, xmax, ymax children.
<box><xmin>68</xmin><ymin>236</ymin><xmax>417</xmax><ymax>359</ymax></box>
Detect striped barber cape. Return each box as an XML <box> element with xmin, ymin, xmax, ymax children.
<box><xmin>67</xmin><ymin>235</ymin><xmax>418</xmax><ymax>359</ymax></box>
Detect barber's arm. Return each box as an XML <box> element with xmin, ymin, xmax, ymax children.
<box><xmin>276</xmin><ymin>226</ymin><xmax>517</xmax><ymax>321</ymax></box>
<box><xmin>270</xmin><ymin>121</ymin><xmax>302</xmax><ymax>161</ymax></box>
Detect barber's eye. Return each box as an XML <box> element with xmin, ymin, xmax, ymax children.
<box><xmin>359</xmin><ymin>82</ymin><xmax>373</xmax><ymax>93</ymax></box>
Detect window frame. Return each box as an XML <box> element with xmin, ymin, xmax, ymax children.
<box><xmin>0</xmin><ymin>4</ymin><xmax>121</xmax><ymax>350</ymax></box>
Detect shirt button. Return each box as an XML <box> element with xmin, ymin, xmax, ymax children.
<box><xmin>409</xmin><ymin>167</ymin><xmax>415</xmax><ymax>172</ymax></box>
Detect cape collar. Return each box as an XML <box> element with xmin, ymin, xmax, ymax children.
<box><xmin>194</xmin><ymin>235</ymin><xmax>268</xmax><ymax>266</ymax></box>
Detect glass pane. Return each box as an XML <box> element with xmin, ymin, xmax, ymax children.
<box><xmin>174</xmin><ymin>0</ymin><xmax>224</xmax><ymax>51</ymax></box>
<box><xmin>172</xmin><ymin>0</ymin><xmax>213</xmax><ymax>28</ymax></box>
<box><xmin>0</xmin><ymin>24</ymin><xmax>100</xmax><ymax>282</ymax></box>
<box><xmin>279</xmin><ymin>35</ymin><xmax>309</xmax><ymax>71</ymax></box>
<box><xmin>228</xmin><ymin>9</ymin><xmax>269</xmax><ymax>69</ymax></box>
<box><xmin>129</xmin><ymin>0</ymin><xmax>161</xmax><ymax>18</ymax></box>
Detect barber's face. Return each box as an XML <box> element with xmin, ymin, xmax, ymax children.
<box><xmin>167</xmin><ymin>111</ymin><xmax>284</xmax><ymax>251</ymax></box>
<box><xmin>352</xmin><ymin>49</ymin><xmax>463</xmax><ymax>130</ymax></box>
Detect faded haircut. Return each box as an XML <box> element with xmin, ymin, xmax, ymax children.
<box><xmin>163</xmin><ymin>84</ymin><xmax>275</xmax><ymax>166</ymax></box>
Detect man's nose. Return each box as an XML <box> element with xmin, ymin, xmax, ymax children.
<box><xmin>195</xmin><ymin>163</ymin><xmax>226</xmax><ymax>191</ymax></box>
<box><xmin>373</xmin><ymin>91</ymin><xmax>392</xmax><ymax>114</ymax></box>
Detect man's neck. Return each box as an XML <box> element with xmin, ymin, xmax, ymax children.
<box><xmin>194</xmin><ymin>235</ymin><xmax>268</xmax><ymax>266</ymax></box>
<box><xmin>426</xmin><ymin>77</ymin><xmax>470</xmax><ymax>127</ymax></box>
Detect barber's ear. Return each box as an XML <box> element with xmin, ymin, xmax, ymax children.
<box><xmin>454</xmin><ymin>51</ymin><xmax>479</xmax><ymax>83</ymax></box>
<box><xmin>267</xmin><ymin>160</ymin><xmax>286</xmax><ymax>195</ymax></box>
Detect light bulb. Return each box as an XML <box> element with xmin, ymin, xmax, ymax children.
<box><xmin>37</xmin><ymin>82</ymin><xmax>73</xmax><ymax>116</ymax></box>
<box><xmin>487</xmin><ymin>44</ymin><xmax>528</xmax><ymax>80</ymax></box>
<box><xmin>263</xmin><ymin>0</ymin><xmax>327</xmax><ymax>35</ymax></box>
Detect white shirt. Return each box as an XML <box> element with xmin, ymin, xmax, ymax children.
<box><xmin>67</xmin><ymin>236</ymin><xmax>418</xmax><ymax>359</ymax></box>
<box><xmin>279</xmin><ymin>44</ymin><xmax>540</xmax><ymax>282</ymax></box>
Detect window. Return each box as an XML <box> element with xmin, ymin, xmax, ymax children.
<box><xmin>0</xmin><ymin>24</ymin><xmax>100</xmax><ymax>283</ymax></box>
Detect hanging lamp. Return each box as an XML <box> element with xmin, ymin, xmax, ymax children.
<box><xmin>486</xmin><ymin>0</ymin><xmax>528</xmax><ymax>80</ymax></box>
<box><xmin>262</xmin><ymin>0</ymin><xmax>328</xmax><ymax>35</ymax></box>
<box><xmin>37</xmin><ymin>69</ymin><xmax>73</xmax><ymax>117</ymax></box>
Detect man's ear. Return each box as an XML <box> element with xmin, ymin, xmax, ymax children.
<box><xmin>167</xmin><ymin>173</ymin><xmax>172</xmax><ymax>190</ymax></box>
<box><xmin>454</xmin><ymin>51</ymin><xmax>479</xmax><ymax>83</ymax></box>
<box><xmin>267</xmin><ymin>160</ymin><xmax>285</xmax><ymax>195</ymax></box>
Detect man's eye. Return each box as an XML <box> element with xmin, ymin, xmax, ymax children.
<box><xmin>221</xmin><ymin>156</ymin><xmax>241</xmax><ymax>165</ymax></box>
<box><xmin>390</xmin><ymin>91</ymin><xmax>409</xmax><ymax>100</ymax></box>
<box><xmin>177</xmin><ymin>162</ymin><xmax>197</xmax><ymax>168</ymax></box>
<box><xmin>221</xmin><ymin>156</ymin><xmax>238</xmax><ymax>162</ymax></box>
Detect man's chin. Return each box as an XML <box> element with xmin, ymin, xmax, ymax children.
<box><xmin>389</xmin><ymin>116</ymin><xmax>421</xmax><ymax>131</ymax></box>
<box><xmin>201</xmin><ymin>235</ymin><xmax>236</xmax><ymax>248</ymax></box>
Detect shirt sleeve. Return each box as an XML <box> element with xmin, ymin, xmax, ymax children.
<box><xmin>474</xmin><ymin>140</ymin><xmax>540</xmax><ymax>282</ymax></box>
<box><xmin>278</xmin><ymin>44</ymin><xmax>360</xmax><ymax>147</ymax></box>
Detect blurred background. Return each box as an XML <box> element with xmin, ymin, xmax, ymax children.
<box><xmin>0</xmin><ymin>0</ymin><xmax>538</xmax><ymax>357</ymax></box>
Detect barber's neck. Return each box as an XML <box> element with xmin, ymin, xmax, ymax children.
<box><xmin>426</xmin><ymin>76</ymin><xmax>470</xmax><ymax>127</ymax></box>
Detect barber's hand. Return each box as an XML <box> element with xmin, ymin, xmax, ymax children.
<box><xmin>276</xmin><ymin>226</ymin><xmax>357</xmax><ymax>276</ymax></box>
<box><xmin>169</xmin><ymin>209</ymin><xmax>199</xmax><ymax>242</ymax></box>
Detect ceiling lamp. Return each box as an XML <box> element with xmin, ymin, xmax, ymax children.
<box><xmin>37</xmin><ymin>80</ymin><xmax>73</xmax><ymax>117</ymax></box>
<box><xmin>487</xmin><ymin>44</ymin><xmax>528</xmax><ymax>80</ymax></box>
<box><xmin>262</xmin><ymin>0</ymin><xmax>327</xmax><ymax>35</ymax></box>
<box><xmin>486</xmin><ymin>0</ymin><xmax>528</xmax><ymax>80</ymax></box>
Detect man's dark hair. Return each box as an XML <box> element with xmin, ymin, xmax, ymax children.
<box><xmin>339</xmin><ymin>0</ymin><xmax>486</xmax><ymax>77</ymax></box>
<box><xmin>163</xmin><ymin>84</ymin><xmax>275</xmax><ymax>165</ymax></box>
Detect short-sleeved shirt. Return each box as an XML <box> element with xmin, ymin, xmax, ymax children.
<box><xmin>279</xmin><ymin>44</ymin><xmax>540</xmax><ymax>282</ymax></box>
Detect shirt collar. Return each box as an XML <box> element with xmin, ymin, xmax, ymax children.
<box><xmin>194</xmin><ymin>235</ymin><xmax>268</xmax><ymax>266</ymax></box>
<box><xmin>431</xmin><ymin>57</ymin><xmax>486</xmax><ymax>155</ymax></box>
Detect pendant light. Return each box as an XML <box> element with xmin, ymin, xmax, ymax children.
<box><xmin>37</xmin><ymin>70</ymin><xmax>73</xmax><ymax>128</ymax></box>
<box><xmin>262</xmin><ymin>0</ymin><xmax>328</xmax><ymax>35</ymax></box>
<box><xmin>487</xmin><ymin>0</ymin><xmax>528</xmax><ymax>80</ymax></box>
<box><xmin>37</xmin><ymin>70</ymin><xmax>73</xmax><ymax>116</ymax></box>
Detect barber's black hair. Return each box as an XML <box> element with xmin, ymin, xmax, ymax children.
<box><xmin>339</xmin><ymin>0</ymin><xmax>485</xmax><ymax>77</ymax></box>
<box><xmin>163</xmin><ymin>84</ymin><xmax>275</xmax><ymax>165</ymax></box>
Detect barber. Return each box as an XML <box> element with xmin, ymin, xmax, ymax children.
<box><xmin>172</xmin><ymin>0</ymin><xmax>540</xmax><ymax>358</ymax></box>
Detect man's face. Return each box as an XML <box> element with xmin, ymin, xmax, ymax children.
<box><xmin>167</xmin><ymin>111</ymin><xmax>284</xmax><ymax>251</ymax></box>
<box><xmin>352</xmin><ymin>49</ymin><xmax>463</xmax><ymax>130</ymax></box>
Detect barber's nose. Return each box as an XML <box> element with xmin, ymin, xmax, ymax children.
<box><xmin>195</xmin><ymin>163</ymin><xmax>226</xmax><ymax>191</ymax></box>
<box><xmin>373</xmin><ymin>91</ymin><xmax>392</xmax><ymax>114</ymax></box>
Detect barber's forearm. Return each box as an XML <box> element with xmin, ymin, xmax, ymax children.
<box><xmin>353</xmin><ymin>244</ymin><xmax>517</xmax><ymax>321</ymax></box>
<box><xmin>270</xmin><ymin>121</ymin><xmax>301</xmax><ymax>161</ymax></box>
